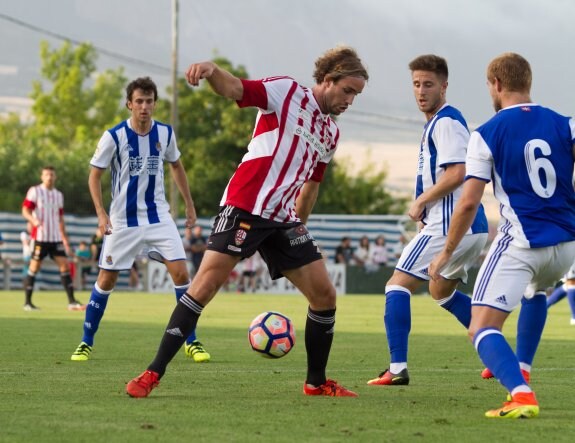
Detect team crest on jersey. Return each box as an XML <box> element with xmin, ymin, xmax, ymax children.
<box><xmin>235</xmin><ymin>229</ymin><xmax>247</xmax><ymax>246</ymax></box>
<box><xmin>155</xmin><ymin>142</ymin><xmax>162</xmax><ymax>152</ymax></box>
<box><xmin>105</xmin><ymin>255</ymin><xmax>113</xmax><ymax>265</ymax></box>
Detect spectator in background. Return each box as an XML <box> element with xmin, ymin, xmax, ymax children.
<box><xmin>90</xmin><ymin>228</ymin><xmax>104</xmax><ymax>263</ymax></box>
<box><xmin>354</xmin><ymin>236</ymin><xmax>371</xmax><ymax>267</ymax></box>
<box><xmin>392</xmin><ymin>234</ymin><xmax>407</xmax><ymax>259</ymax></box>
<box><xmin>75</xmin><ymin>241</ymin><xmax>93</xmax><ymax>290</ymax></box>
<box><xmin>240</xmin><ymin>251</ymin><xmax>264</xmax><ymax>292</ymax></box>
<box><xmin>369</xmin><ymin>235</ymin><xmax>389</xmax><ymax>269</ymax></box>
<box><xmin>183</xmin><ymin>224</ymin><xmax>207</xmax><ymax>279</ymax></box>
<box><xmin>335</xmin><ymin>237</ymin><xmax>354</xmax><ymax>264</ymax></box>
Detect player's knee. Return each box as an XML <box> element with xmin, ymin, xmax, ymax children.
<box><xmin>307</xmin><ymin>284</ymin><xmax>336</xmax><ymax>309</ymax></box>
<box><xmin>171</xmin><ymin>269</ymin><xmax>190</xmax><ymax>285</ymax></box>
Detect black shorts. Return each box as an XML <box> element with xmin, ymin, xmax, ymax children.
<box><xmin>31</xmin><ymin>241</ymin><xmax>67</xmax><ymax>261</ymax></box>
<box><xmin>207</xmin><ymin>206</ymin><xmax>323</xmax><ymax>280</ymax></box>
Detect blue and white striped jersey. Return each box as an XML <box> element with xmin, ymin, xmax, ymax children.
<box><xmin>466</xmin><ymin>103</ymin><xmax>575</xmax><ymax>248</ymax></box>
<box><xmin>91</xmin><ymin>119</ymin><xmax>180</xmax><ymax>229</ymax></box>
<box><xmin>416</xmin><ymin>104</ymin><xmax>488</xmax><ymax>236</ymax></box>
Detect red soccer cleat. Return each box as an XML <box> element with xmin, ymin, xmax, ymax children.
<box><xmin>126</xmin><ymin>370</ymin><xmax>160</xmax><ymax>398</ymax></box>
<box><xmin>485</xmin><ymin>392</ymin><xmax>539</xmax><ymax>419</ymax></box>
<box><xmin>303</xmin><ymin>379</ymin><xmax>358</xmax><ymax>397</ymax></box>
<box><xmin>367</xmin><ymin>368</ymin><xmax>410</xmax><ymax>386</ymax></box>
<box><xmin>481</xmin><ymin>368</ymin><xmax>530</xmax><ymax>383</ymax></box>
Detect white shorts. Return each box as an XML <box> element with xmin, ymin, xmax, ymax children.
<box><xmin>396</xmin><ymin>232</ymin><xmax>488</xmax><ymax>283</ymax></box>
<box><xmin>564</xmin><ymin>261</ymin><xmax>575</xmax><ymax>280</ymax></box>
<box><xmin>472</xmin><ymin>233</ymin><xmax>575</xmax><ymax>312</ymax></box>
<box><xmin>99</xmin><ymin>220</ymin><xmax>186</xmax><ymax>271</ymax></box>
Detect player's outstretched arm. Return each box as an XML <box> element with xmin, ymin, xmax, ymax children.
<box><xmin>185</xmin><ymin>61</ymin><xmax>243</xmax><ymax>101</ymax></box>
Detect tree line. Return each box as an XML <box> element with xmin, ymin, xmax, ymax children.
<box><xmin>0</xmin><ymin>41</ymin><xmax>407</xmax><ymax>217</ymax></box>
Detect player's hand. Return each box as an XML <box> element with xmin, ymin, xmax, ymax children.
<box><xmin>429</xmin><ymin>251</ymin><xmax>450</xmax><ymax>282</ymax></box>
<box><xmin>184</xmin><ymin>205</ymin><xmax>197</xmax><ymax>229</ymax></box>
<box><xmin>408</xmin><ymin>199</ymin><xmax>425</xmax><ymax>222</ymax></box>
<box><xmin>98</xmin><ymin>214</ymin><xmax>113</xmax><ymax>235</ymax></box>
<box><xmin>185</xmin><ymin>62</ymin><xmax>216</xmax><ymax>87</ymax></box>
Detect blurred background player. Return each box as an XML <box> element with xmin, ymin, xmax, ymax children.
<box><xmin>239</xmin><ymin>251</ymin><xmax>264</xmax><ymax>292</ymax></box>
<box><xmin>546</xmin><ymin>262</ymin><xmax>575</xmax><ymax>325</ymax></box>
<box><xmin>368</xmin><ymin>55</ymin><xmax>488</xmax><ymax>387</ymax></box>
<box><xmin>126</xmin><ymin>46</ymin><xmax>368</xmax><ymax>398</ymax></box>
<box><xmin>21</xmin><ymin>166</ymin><xmax>85</xmax><ymax>311</ymax></box>
<box><xmin>70</xmin><ymin>77</ymin><xmax>209</xmax><ymax>363</ymax></box>
<box><xmin>430</xmin><ymin>53</ymin><xmax>575</xmax><ymax>418</ymax></box>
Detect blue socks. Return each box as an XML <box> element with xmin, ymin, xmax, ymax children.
<box><xmin>567</xmin><ymin>288</ymin><xmax>575</xmax><ymax>319</ymax></box>
<box><xmin>516</xmin><ymin>293</ymin><xmax>547</xmax><ymax>367</ymax></box>
<box><xmin>82</xmin><ymin>284</ymin><xmax>112</xmax><ymax>346</ymax></box>
<box><xmin>547</xmin><ymin>285</ymin><xmax>566</xmax><ymax>307</ymax></box>
<box><xmin>174</xmin><ymin>281</ymin><xmax>197</xmax><ymax>345</ymax></box>
<box><xmin>384</xmin><ymin>286</ymin><xmax>411</xmax><ymax>363</ymax></box>
<box><xmin>437</xmin><ymin>290</ymin><xmax>471</xmax><ymax>328</ymax></box>
<box><xmin>474</xmin><ymin>328</ymin><xmax>527</xmax><ymax>393</ymax></box>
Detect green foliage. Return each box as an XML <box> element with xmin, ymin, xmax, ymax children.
<box><xmin>155</xmin><ymin>57</ymin><xmax>256</xmax><ymax>216</ymax></box>
<box><xmin>0</xmin><ymin>43</ymin><xmax>401</xmax><ymax>217</ymax></box>
<box><xmin>316</xmin><ymin>159</ymin><xmax>408</xmax><ymax>215</ymax></box>
<box><xmin>0</xmin><ymin>41</ymin><xmax>127</xmax><ymax>214</ymax></box>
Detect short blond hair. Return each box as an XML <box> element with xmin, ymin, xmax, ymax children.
<box><xmin>487</xmin><ymin>52</ymin><xmax>531</xmax><ymax>93</ymax></box>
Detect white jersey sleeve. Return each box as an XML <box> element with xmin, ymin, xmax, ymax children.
<box><xmin>465</xmin><ymin>131</ymin><xmax>493</xmax><ymax>182</ymax></box>
<box><xmin>161</xmin><ymin>125</ymin><xmax>180</xmax><ymax>163</ymax></box>
<box><xmin>91</xmin><ymin>131</ymin><xmax>117</xmax><ymax>169</ymax></box>
<box><xmin>433</xmin><ymin>117</ymin><xmax>469</xmax><ymax>167</ymax></box>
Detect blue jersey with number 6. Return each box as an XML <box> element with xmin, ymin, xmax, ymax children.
<box><xmin>465</xmin><ymin>103</ymin><xmax>575</xmax><ymax>248</ymax></box>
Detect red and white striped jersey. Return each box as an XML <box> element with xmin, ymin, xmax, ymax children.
<box><xmin>22</xmin><ymin>185</ymin><xmax>65</xmax><ymax>242</ymax></box>
<box><xmin>221</xmin><ymin>76</ymin><xmax>340</xmax><ymax>223</ymax></box>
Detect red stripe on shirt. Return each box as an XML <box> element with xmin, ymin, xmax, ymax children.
<box><xmin>260</xmin><ymin>81</ymin><xmax>300</xmax><ymax>214</ymax></box>
<box><xmin>224</xmin><ymin>157</ymin><xmax>274</xmax><ymax>212</ymax></box>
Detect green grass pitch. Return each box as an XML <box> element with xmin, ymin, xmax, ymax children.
<box><xmin>1</xmin><ymin>289</ymin><xmax>574</xmax><ymax>442</ymax></box>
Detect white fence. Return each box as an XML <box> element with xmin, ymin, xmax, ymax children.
<box><xmin>0</xmin><ymin>211</ymin><xmax>408</xmax><ymax>291</ymax></box>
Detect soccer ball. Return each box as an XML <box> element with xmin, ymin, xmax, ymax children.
<box><xmin>248</xmin><ymin>311</ymin><xmax>295</xmax><ymax>358</ymax></box>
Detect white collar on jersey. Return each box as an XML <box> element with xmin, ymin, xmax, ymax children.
<box><xmin>498</xmin><ymin>103</ymin><xmax>538</xmax><ymax>112</ymax></box>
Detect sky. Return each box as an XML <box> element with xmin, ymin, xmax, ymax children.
<box><xmin>0</xmin><ymin>0</ymin><xmax>574</xmax><ymax>216</ymax></box>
